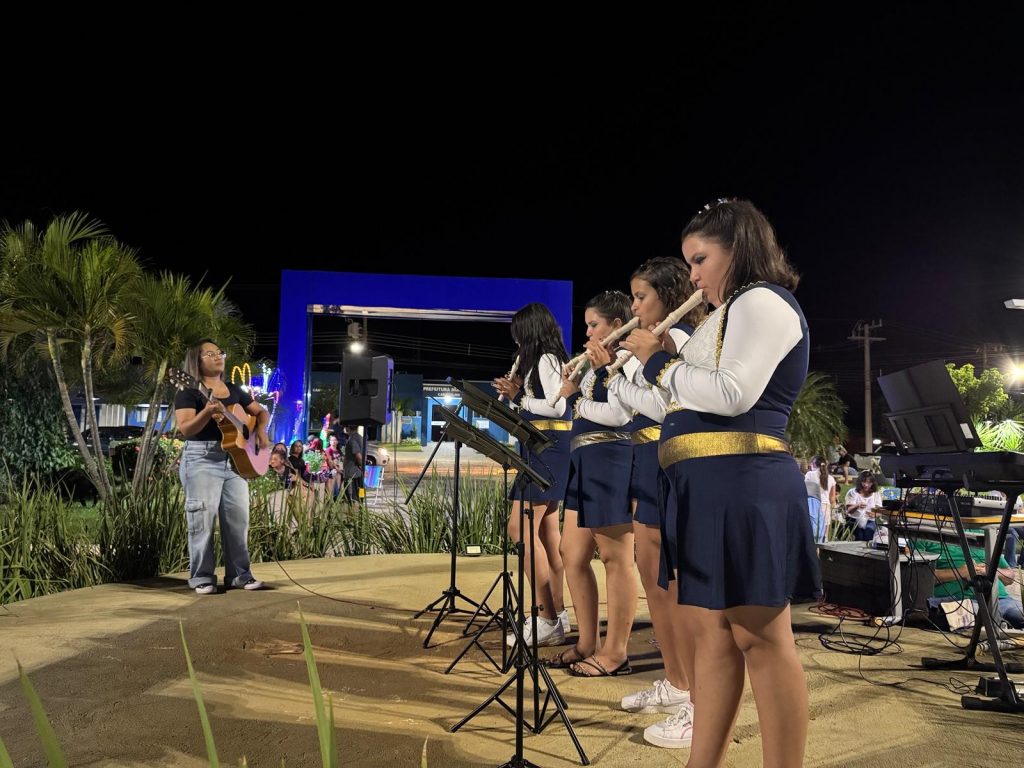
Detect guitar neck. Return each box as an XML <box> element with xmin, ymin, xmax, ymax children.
<box><xmin>198</xmin><ymin>385</ymin><xmax>247</xmax><ymax>433</ymax></box>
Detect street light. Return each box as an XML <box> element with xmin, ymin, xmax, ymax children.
<box><xmin>347</xmin><ymin>320</ymin><xmax>365</xmax><ymax>353</ymax></box>
<box><xmin>1005</xmin><ymin>299</ymin><xmax>1024</xmax><ymax>310</ymax></box>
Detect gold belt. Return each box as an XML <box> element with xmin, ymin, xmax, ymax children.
<box><xmin>631</xmin><ymin>425</ymin><xmax>661</xmax><ymax>445</ymax></box>
<box><xmin>658</xmin><ymin>431</ymin><xmax>790</xmax><ymax>468</ymax></box>
<box><xmin>531</xmin><ymin>419</ymin><xmax>573</xmax><ymax>432</ymax></box>
<box><xmin>570</xmin><ymin>430</ymin><xmax>631</xmax><ymax>452</ymax></box>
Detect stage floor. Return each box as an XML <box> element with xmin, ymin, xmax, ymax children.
<box><xmin>1</xmin><ymin>554</ymin><xmax>1022</xmax><ymax>766</ymax></box>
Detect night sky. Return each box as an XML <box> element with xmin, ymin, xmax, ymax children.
<box><xmin>4</xmin><ymin>11</ymin><xmax>1023</xmax><ymax>445</ymax></box>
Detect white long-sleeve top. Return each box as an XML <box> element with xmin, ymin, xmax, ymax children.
<box><xmin>608</xmin><ymin>327</ymin><xmax>692</xmax><ymax>422</ymax></box>
<box><xmin>518</xmin><ymin>353</ymin><xmax>568</xmax><ymax>418</ymax></box>
<box><xmin>656</xmin><ymin>287</ymin><xmax>802</xmax><ymax>417</ymax></box>
<box><xmin>573</xmin><ymin>353</ymin><xmax>640</xmax><ymax>428</ymax></box>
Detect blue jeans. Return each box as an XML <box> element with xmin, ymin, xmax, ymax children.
<box><xmin>999</xmin><ymin>596</ymin><xmax>1024</xmax><ymax>629</ymax></box>
<box><xmin>930</xmin><ymin>596</ymin><xmax>1024</xmax><ymax>630</ymax></box>
<box><xmin>179</xmin><ymin>441</ymin><xmax>255</xmax><ymax>588</ymax></box>
<box><xmin>1003</xmin><ymin>527</ymin><xmax>1024</xmax><ymax>568</ymax></box>
<box><xmin>846</xmin><ymin>518</ymin><xmax>876</xmax><ymax>542</ymax></box>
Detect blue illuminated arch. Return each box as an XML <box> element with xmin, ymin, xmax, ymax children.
<box><xmin>275</xmin><ymin>270</ymin><xmax>573</xmax><ymax>442</ymax></box>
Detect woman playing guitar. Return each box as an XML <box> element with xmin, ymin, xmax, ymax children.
<box><xmin>173</xmin><ymin>339</ymin><xmax>270</xmax><ymax>594</ymax></box>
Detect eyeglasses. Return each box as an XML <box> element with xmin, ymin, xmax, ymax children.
<box><xmin>200</xmin><ymin>351</ymin><xmax>227</xmax><ymax>359</ymax></box>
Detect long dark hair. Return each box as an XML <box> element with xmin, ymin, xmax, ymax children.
<box><xmin>182</xmin><ymin>338</ymin><xmax>224</xmax><ymax>384</ymax></box>
<box><xmin>811</xmin><ymin>456</ymin><xmax>829</xmax><ymax>492</ymax></box>
<box><xmin>510</xmin><ymin>303</ymin><xmax>569</xmax><ymax>396</ymax></box>
<box><xmin>681</xmin><ymin>198</ymin><xmax>799</xmax><ymax>303</ymax></box>
<box><xmin>585</xmin><ymin>290</ymin><xmax>632</xmax><ymax>328</ymax></box>
<box><xmin>856</xmin><ymin>470</ymin><xmax>877</xmax><ymax>495</ymax></box>
<box><xmin>630</xmin><ymin>257</ymin><xmax>705</xmax><ymax>328</ymax></box>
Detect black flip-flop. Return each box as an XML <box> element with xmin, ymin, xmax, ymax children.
<box><xmin>545</xmin><ymin>645</ymin><xmax>587</xmax><ymax>669</ymax></box>
<box><xmin>567</xmin><ymin>656</ymin><xmax>632</xmax><ymax>677</ymax></box>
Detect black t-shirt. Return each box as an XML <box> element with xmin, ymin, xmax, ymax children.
<box><xmin>343</xmin><ymin>433</ymin><xmax>364</xmax><ymax>478</ymax></box>
<box><xmin>173</xmin><ymin>382</ymin><xmax>254</xmax><ymax>441</ymax></box>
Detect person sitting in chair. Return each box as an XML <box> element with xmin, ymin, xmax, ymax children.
<box><xmin>913</xmin><ymin>537</ymin><xmax>1024</xmax><ymax>630</ymax></box>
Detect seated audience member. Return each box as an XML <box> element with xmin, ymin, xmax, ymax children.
<box><xmin>845</xmin><ymin>470</ymin><xmax>882</xmax><ymax>542</ymax></box>
<box><xmin>913</xmin><ymin>537</ymin><xmax>1024</xmax><ymax>630</ymax></box>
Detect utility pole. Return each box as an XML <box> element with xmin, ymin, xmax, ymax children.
<box><xmin>849</xmin><ymin>320</ymin><xmax>885</xmax><ymax>450</ymax></box>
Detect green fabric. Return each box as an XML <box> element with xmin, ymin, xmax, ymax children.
<box><xmin>913</xmin><ymin>539</ymin><xmax>1009</xmax><ymax>599</ymax></box>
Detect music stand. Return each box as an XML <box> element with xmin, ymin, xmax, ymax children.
<box><xmin>879</xmin><ymin>360</ymin><xmax>1024</xmax><ymax>713</ymax></box>
<box><xmin>440</xmin><ymin>406</ymin><xmax>546</xmax><ymax>674</ymax></box>
<box><xmin>453</xmin><ymin>378</ymin><xmax>554</xmax><ymax>453</ymax></box>
<box><xmin>411</xmin><ymin>411</ymin><xmax>491</xmax><ymax>649</ymax></box>
<box><xmin>452</xmin><ymin>379</ymin><xmax>552</xmax><ymax>640</ymax></box>
<box><xmin>444</xmin><ymin>384</ymin><xmax>589</xmax><ymax>767</ymax></box>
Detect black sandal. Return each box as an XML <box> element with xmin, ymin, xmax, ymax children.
<box><xmin>566</xmin><ymin>656</ymin><xmax>632</xmax><ymax>677</ymax></box>
<box><xmin>545</xmin><ymin>645</ymin><xmax>588</xmax><ymax>669</ymax></box>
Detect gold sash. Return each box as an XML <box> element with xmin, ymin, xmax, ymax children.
<box><xmin>659</xmin><ymin>432</ymin><xmax>790</xmax><ymax>468</ymax></box>
<box><xmin>631</xmin><ymin>425</ymin><xmax>661</xmax><ymax>445</ymax></box>
<box><xmin>570</xmin><ymin>431</ymin><xmax>631</xmax><ymax>452</ymax></box>
<box><xmin>530</xmin><ymin>419</ymin><xmax>573</xmax><ymax>432</ymax></box>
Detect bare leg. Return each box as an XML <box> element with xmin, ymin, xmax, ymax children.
<box><xmin>680</xmin><ymin>605</ymin><xmax>745</xmax><ymax>768</ymax></box>
<box><xmin>508</xmin><ymin>500</ymin><xmax>556</xmax><ymax>619</ymax></box>
<box><xmin>559</xmin><ymin>509</ymin><xmax>599</xmax><ymax>655</ymax></box>
<box><xmin>539</xmin><ymin>503</ymin><xmax>565</xmax><ymax>613</ymax></box>
<box><xmin>634</xmin><ymin>517</ymin><xmax>689</xmax><ymax>691</ymax></box>
<box><xmin>590</xmin><ymin>523</ymin><xmax>636</xmax><ymax>669</ymax></box>
<box><xmin>726</xmin><ymin>604</ymin><xmax>808</xmax><ymax>768</ymax></box>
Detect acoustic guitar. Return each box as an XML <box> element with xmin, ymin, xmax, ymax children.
<box><xmin>168</xmin><ymin>368</ymin><xmax>270</xmax><ymax>479</ymax></box>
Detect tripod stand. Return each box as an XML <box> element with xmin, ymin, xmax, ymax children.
<box><xmin>411</xmin><ymin>422</ymin><xmax>491</xmax><ymax>648</ymax></box>
<box><xmin>447</xmin><ymin>462</ymin><xmax>520</xmax><ymax>674</ymax></box>
<box><xmin>438</xmin><ymin>386</ymin><xmax>589</xmax><ymax>766</ymax></box>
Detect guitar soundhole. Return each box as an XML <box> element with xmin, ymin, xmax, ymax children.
<box><xmin>242</xmin><ymin>425</ymin><xmax>250</xmax><ymax>440</ymax></box>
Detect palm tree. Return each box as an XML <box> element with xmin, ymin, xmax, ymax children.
<box><xmin>126</xmin><ymin>272</ymin><xmax>253</xmax><ymax>492</ymax></box>
<box><xmin>787</xmin><ymin>371</ymin><xmax>848</xmax><ymax>464</ymax></box>
<box><xmin>0</xmin><ymin>213</ymin><xmax>141</xmax><ymax>500</ymax></box>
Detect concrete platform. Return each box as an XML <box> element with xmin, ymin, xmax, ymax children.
<box><xmin>1</xmin><ymin>554</ymin><xmax>1022</xmax><ymax>766</ymax></box>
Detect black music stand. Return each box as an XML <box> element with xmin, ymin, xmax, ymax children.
<box><xmin>411</xmin><ymin>414</ymin><xmax>490</xmax><ymax>649</ymax></box>
<box><xmin>444</xmin><ymin>384</ymin><xmax>589</xmax><ymax>767</ymax></box>
<box><xmin>879</xmin><ymin>361</ymin><xmax>1024</xmax><ymax>713</ymax></box>
<box><xmin>451</xmin><ymin>379</ymin><xmax>553</xmax><ymax>647</ymax></box>
<box><xmin>439</xmin><ymin>407</ymin><xmax>547</xmax><ymax>674</ymax></box>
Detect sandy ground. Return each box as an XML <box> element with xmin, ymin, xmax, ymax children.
<box><xmin>2</xmin><ymin>554</ymin><xmax>1023</xmax><ymax>767</ymax></box>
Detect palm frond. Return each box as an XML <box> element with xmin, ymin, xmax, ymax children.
<box><xmin>787</xmin><ymin>371</ymin><xmax>848</xmax><ymax>461</ymax></box>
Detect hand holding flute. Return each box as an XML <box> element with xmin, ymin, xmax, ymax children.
<box><xmin>546</xmin><ymin>317</ymin><xmax>640</xmax><ymax>406</ymax></box>
<box><xmin>614</xmin><ymin>289</ymin><xmax>705</xmax><ymax>372</ymax></box>
<box><xmin>562</xmin><ymin>317</ymin><xmax>639</xmax><ymax>378</ymax></box>
<box><xmin>495</xmin><ymin>355</ymin><xmax>520</xmax><ymax>403</ymax></box>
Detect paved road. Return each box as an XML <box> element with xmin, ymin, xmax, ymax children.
<box><xmin>367</xmin><ymin>441</ymin><xmax>511</xmax><ymax>507</ymax></box>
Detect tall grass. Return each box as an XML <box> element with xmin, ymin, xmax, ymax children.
<box><xmin>0</xmin><ymin>466</ymin><xmax>512</xmax><ymax>605</ymax></box>
<box><xmin>0</xmin><ymin>476</ymin><xmax>107</xmax><ymax>604</ymax></box>
<box><xmin>98</xmin><ymin>471</ymin><xmax>189</xmax><ymax>581</ymax></box>
<box><xmin>343</xmin><ymin>468</ymin><xmax>510</xmax><ymax>556</ymax></box>
<box><xmin>249</xmin><ymin>480</ymin><xmax>351</xmax><ymax>561</ymax></box>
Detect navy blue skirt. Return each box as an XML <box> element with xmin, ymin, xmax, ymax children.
<box><xmin>660</xmin><ymin>452</ymin><xmax>821</xmax><ymax>609</ymax></box>
<box><xmin>510</xmin><ymin>428</ymin><xmax>571</xmax><ymax>503</ymax></box>
<box><xmin>564</xmin><ymin>440</ymin><xmax>633</xmax><ymax>528</ymax></box>
<box><xmin>630</xmin><ymin>440</ymin><xmax>662</xmax><ymax>526</ymax></box>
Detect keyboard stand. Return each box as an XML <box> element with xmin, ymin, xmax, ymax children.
<box><xmin>886</xmin><ymin>470</ymin><xmax>1024</xmax><ymax>712</ymax></box>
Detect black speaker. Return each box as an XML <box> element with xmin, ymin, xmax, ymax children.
<box><xmin>339</xmin><ymin>354</ymin><xmax>393</xmax><ymax>426</ymax></box>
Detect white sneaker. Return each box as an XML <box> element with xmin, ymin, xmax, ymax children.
<box><xmin>643</xmin><ymin>702</ymin><xmax>693</xmax><ymax>749</ymax></box>
<box><xmin>194</xmin><ymin>584</ymin><xmax>216</xmax><ymax>595</ymax></box>
<box><xmin>558</xmin><ymin>608</ymin><xmax>571</xmax><ymax>635</ymax></box>
<box><xmin>621</xmin><ymin>678</ymin><xmax>690</xmax><ymax>713</ymax></box>
<box><xmin>505</xmin><ymin>616</ymin><xmax>565</xmax><ymax>648</ymax></box>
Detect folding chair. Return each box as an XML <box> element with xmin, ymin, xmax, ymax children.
<box><xmin>363</xmin><ymin>464</ymin><xmax>384</xmax><ymax>504</ymax></box>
